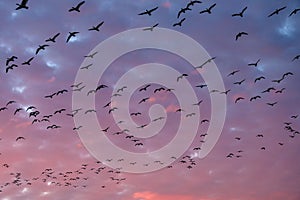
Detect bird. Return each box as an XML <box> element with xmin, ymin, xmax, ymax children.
<box><xmin>0</xmin><ymin>107</ymin><xmax>8</xmax><ymax>112</ymax></box>
<box><xmin>195</xmin><ymin>57</ymin><xmax>216</xmax><ymax>68</ymax></box>
<box><xmin>292</xmin><ymin>54</ymin><xmax>300</xmax><ymax>61</ymax></box>
<box><xmin>80</xmin><ymin>63</ymin><xmax>93</xmax><ymax>70</ymax></box>
<box><xmin>177</xmin><ymin>73</ymin><xmax>188</xmax><ymax>82</ymax></box>
<box><xmin>87</xmin><ymin>89</ymin><xmax>96</xmax><ymax>96</ymax></box>
<box><xmin>44</xmin><ymin>93</ymin><xmax>56</xmax><ymax>99</ymax></box>
<box><xmin>88</xmin><ymin>21</ymin><xmax>104</xmax><ymax>31</ymax></box>
<box><xmin>14</xmin><ymin>108</ymin><xmax>23</xmax><ymax>115</ymax></box>
<box><xmin>268</xmin><ymin>6</ymin><xmax>286</xmax><ymax>17</ymax></box>
<box><xmin>256</xmin><ymin>134</ymin><xmax>264</xmax><ymax>137</ymax></box>
<box><xmin>201</xmin><ymin>119</ymin><xmax>209</xmax><ymax>124</ymax></box>
<box><xmin>227</xmin><ymin>70</ymin><xmax>240</xmax><ymax>77</ymax></box>
<box><xmin>69</xmin><ymin>1</ymin><xmax>85</xmax><ymax>12</ymax></box>
<box><xmin>6</xmin><ymin>64</ymin><xmax>18</xmax><ymax>73</ymax></box>
<box><xmin>235</xmin><ymin>32</ymin><xmax>248</xmax><ymax>41</ymax></box>
<box><xmin>291</xmin><ymin>115</ymin><xmax>298</xmax><ymax>119</ymax></box>
<box><xmin>35</xmin><ymin>44</ymin><xmax>49</xmax><ymax>55</ymax></box>
<box><xmin>152</xmin><ymin>116</ymin><xmax>165</xmax><ymax>122</ymax></box>
<box><xmin>254</xmin><ymin>76</ymin><xmax>265</xmax><ymax>83</ymax></box>
<box><xmin>262</xmin><ymin>87</ymin><xmax>276</xmax><ymax>93</ymax></box>
<box><xmin>139</xmin><ymin>84</ymin><xmax>151</xmax><ymax>92</ymax></box>
<box><xmin>250</xmin><ymin>95</ymin><xmax>261</xmax><ymax>101</ymax></box>
<box><xmin>261</xmin><ymin>147</ymin><xmax>266</xmax><ymax>150</ymax></box>
<box><xmin>272</xmin><ymin>78</ymin><xmax>284</xmax><ymax>84</ymax></box>
<box><xmin>186</xmin><ymin>113</ymin><xmax>196</xmax><ymax>117</ymax></box>
<box><xmin>173</xmin><ymin>18</ymin><xmax>186</xmax><ymax>27</ymax></box>
<box><xmin>54</xmin><ymin>109</ymin><xmax>66</xmax><ymax>115</ymax></box>
<box><xmin>84</xmin><ymin>51</ymin><xmax>98</xmax><ymax>58</ymax></box>
<box><xmin>135</xmin><ymin>143</ymin><xmax>144</xmax><ymax>146</ymax></box>
<box><xmin>233</xmin><ymin>79</ymin><xmax>245</xmax><ymax>85</ymax></box>
<box><xmin>130</xmin><ymin>112</ymin><xmax>142</xmax><ymax>116</ymax></box>
<box><xmin>278</xmin><ymin>142</ymin><xmax>284</xmax><ymax>146</ymax></box>
<box><xmin>108</xmin><ymin>107</ymin><xmax>118</xmax><ymax>114</ymax></box>
<box><xmin>22</xmin><ymin>57</ymin><xmax>34</xmax><ymax>65</ymax></box>
<box><xmin>235</xmin><ymin>97</ymin><xmax>245</xmax><ymax>103</ymax></box>
<box><xmin>138</xmin><ymin>97</ymin><xmax>149</xmax><ymax>104</ymax></box>
<box><xmin>45</xmin><ymin>33</ymin><xmax>60</xmax><ymax>44</ymax></box>
<box><xmin>175</xmin><ymin>108</ymin><xmax>184</xmax><ymax>112</ymax></box>
<box><xmin>71</xmin><ymin>82</ymin><xmax>83</xmax><ymax>88</ymax></box>
<box><xmin>143</xmin><ymin>23</ymin><xmax>159</xmax><ymax>31</ymax></box>
<box><xmin>6</xmin><ymin>101</ymin><xmax>16</xmax><ymax>106</ymax></box>
<box><xmin>275</xmin><ymin>88</ymin><xmax>285</xmax><ymax>94</ymax></box>
<box><xmin>16</xmin><ymin>136</ymin><xmax>25</xmax><ymax>141</ymax></box>
<box><xmin>232</xmin><ymin>6</ymin><xmax>247</xmax><ymax>17</ymax></box>
<box><xmin>289</xmin><ymin>8</ymin><xmax>300</xmax><ymax>17</ymax></box>
<box><xmin>6</xmin><ymin>56</ymin><xmax>18</xmax><ymax>66</ymax></box>
<box><xmin>96</xmin><ymin>84</ymin><xmax>108</xmax><ymax>92</ymax></box>
<box><xmin>16</xmin><ymin>0</ymin><xmax>29</xmax><ymax>10</ymax></box>
<box><xmin>266</xmin><ymin>102</ymin><xmax>277</xmax><ymax>106</ymax></box>
<box><xmin>66</xmin><ymin>32</ymin><xmax>79</xmax><ymax>43</ymax></box>
<box><xmin>177</xmin><ymin>7</ymin><xmax>191</xmax><ymax>18</ymax></box>
<box><xmin>196</xmin><ymin>84</ymin><xmax>207</xmax><ymax>88</ymax></box>
<box><xmin>138</xmin><ymin>6</ymin><xmax>158</xmax><ymax>16</ymax></box>
<box><xmin>220</xmin><ymin>89</ymin><xmax>231</xmax><ymax>95</ymax></box>
<box><xmin>154</xmin><ymin>87</ymin><xmax>165</xmax><ymax>93</ymax></box>
<box><xmin>193</xmin><ymin>100</ymin><xmax>203</xmax><ymax>106</ymax></box>
<box><xmin>235</xmin><ymin>137</ymin><xmax>241</xmax><ymax>140</ymax></box>
<box><xmin>248</xmin><ymin>59</ymin><xmax>260</xmax><ymax>67</ymax></box>
<box><xmin>199</xmin><ymin>3</ymin><xmax>216</xmax><ymax>14</ymax></box>
<box><xmin>26</xmin><ymin>106</ymin><xmax>36</xmax><ymax>112</ymax></box>
<box><xmin>187</xmin><ymin>0</ymin><xmax>202</xmax><ymax>8</ymax></box>
<box><xmin>116</xmin><ymin>86</ymin><xmax>127</xmax><ymax>93</ymax></box>
<box><xmin>56</xmin><ymin>89</ymin><xmax>68</xmax><ymax>95</ymax></box>
<box><xmin>102</xmin><ymin>127</ymin><xmax>109</xmax><ymax>132</ymax></box>
<box><xmin>85</xmin><ymin>109</ymin><xmax>96</xmax><ymax>114</ymax></box>
<box><xmin>282</xmin><ymin>72</ymin><xmax>293</xmax><ymax>79</ymax></box>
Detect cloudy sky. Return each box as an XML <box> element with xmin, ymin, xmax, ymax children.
<box><xmin>0</xmin><ymin>0</ymin><xmax>300</xmax><ymax>199</ymax></box>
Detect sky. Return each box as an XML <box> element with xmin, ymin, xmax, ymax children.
<box><xmin>0</xmin><ymin>0</ymin><xmax>300</xmax><ymax>199</ymax></box>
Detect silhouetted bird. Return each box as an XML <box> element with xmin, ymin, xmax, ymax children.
<box><xmin>199</xmin><ymin>3</ymin><xmax>216</xmax><ymax>14</ymax></box>
<box><xmin>138</xmin><ymin>6</ymin><xmax>158</xmax><ymax>16</ymax></box>
<box><xmin>88</xmin><ymin>21</ymin><xmax>104</xmax><ymax>31</ymax></box>
<box><xmin>45</xmin><ymin>33</ymin><xmax>60</xmax><ymax>43</ymax></box>
<box><xmin>66</xmin><ymin>32</ymin><xmax>79</xmax><ymax>43</ymax></box>
<box><xmin>16</xmin><ymin>0</ymin><xmax>29</xmax><ymax>10</ymax></box>
<box><xmin>69</xmin><ymin>1</ymin><xmax>85</xmax><ymax>12</ymax></box>
<box><xmin>232</xmin><ymin>6</ymin><xmax>247</xmax><ymax>17</ymax></box>
<box><xmin>173</xmin><ymin>18</ymin><xmax>186</xmax><ymax>27</ymax></box>
<box><xmin>268</xmin><ymin>6</ymin><xmax>286</xmax><ymax>17</ymax></box>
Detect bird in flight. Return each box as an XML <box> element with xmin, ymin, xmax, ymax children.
<box><xmin>138</xmin><ymin>97</ymin><xmax>150</xmax><ymax>104</ymax></box>
<box><xmin>88</xmin><ymin>21</ymin><xmax>104</xmax><ymax>32</ymax></box>
<box><xmin>248</xmin><ymin>59</ymin><xmax>260</xmax><ymax>67</ymax></box>
<box><xmin>138</xmin><ymin>6</ymin><xmax>158</xmax><ymax>16</ymax></box>
<box><xmin>22</xmin><ymin>57</ymin><xmax>34</xmax><ymax>65</ymax></box>
<box><xmin>187</xmin><ymin>0</ymin><xmax>202</xmax><ymax>8</ymax></box>
<box><xmin>227</xmin><ymin>70</ymin><xmax>240</xmax><ymax>77</ymax></box>
<box><xmin>139</xmin><ymin>84</ymin><xmax>151</xmax><ymax>92</ymax></box>
<box><xmin>292</xmin><ymin>54</ymin><xmax>300</xmax><ymax>61</ymax></box>
<box><xmin>177</xmin><ymin>73</ymin><xmax>188</xmax><ymax>82</ymax></box>
<box><xmin>266</xmin><ymin>102</ymin><xmax>278</xmax><ymax>107</ymax></box>
<box><xmin>235</xmin><ymin>97</ymin><xmax>245</xmax><ymax>103</ymax></box>
<box><xmin>262</xmin><ymin>87</ymin><xmax>276</xmax><ymax>93</ymax></box>
<box><xmin>268</xmin><ymin>6</ymin><xmax>286</xmax><ymax>17</ymax></box>
<box><xmin>250</xmin><ymin>95</ymin><xmax>261</xmax><ymax>101</ymax></box>
<box><xmin>66</xmin><ymin>32</ymin><xmax>79</xmax><ymax>43</ymax></box>
<box><xmin>289</xmin><ymin>8</ymin><xmax>300</xmax><ymax>17</ymax></box>
<box><xmin>6</xmin><ymin>56</ymin><xmax>18</xmax><ymax>66</ymax></box>
<box><xmin>199</xmin><ymin>3</ymin><xmax>216</xmax><ymax>14</ymax></box>
<box><xmin>35</xmin><ymin>44</ymin><xmax>49</xmax><ymax>55</ymax></box>
<box><xmin>6</xmin><ymin>64</ymin><xmax>18</xmax><ymax>73</ymax></box>
<box><xmin>233</xmin><ymin>79</ymin><xmax>245</xmax><ymax>85</ymax></box>
<box><xmin>16</xmin><ymin>136</ymin><xmax>25</xmax><ymax>141</ymax></box>
<box><xmin>232</xmin><ymin>6</ymin><xmax>247</xmax><ymax>17</ymax></box>
<box><xmin>45</xmin><ymin>33</ymin><xmax>60</xmax><ymax>43</ymax></box>
<box><xmin>84</xmin><ymin>51</ymin><xmax>98</xmax><ymax>58</ymax></box>
<box><xmin>69</xmin><ymin>1</ymin><xmax>85</xmax><ymax>12</ymax></box>
<box><xmin>235</xmin><ymin>32</ymin><xmax>248</xmax><ymax>41</ymax></box>
<box><xmin>254</xmin><ymin>76</ymin><xmax>265</xmax><ymax>83</ymax></box>
<box><xmin>173</xmin><ymin>18</ymin><xmax>186</xmax><ymax>27</ymax></box>
<box><xmin>195</xmin><ymin>56</ymin><xmax>216</xmax><ymax>68</ymax></box>
<box><xmin>177</xmin><ymin>7</ymin><xmax>191</xmax><ymax>18</ymax></box>
<box><xmin>16</xmin><ymin>0</ymin><xmax>29</xmax><ymax>10</ymax></box>
<box><xmin>6</xmin><ymin>101</ymin><xmax>16</xmax><ymax>107</ymax></box>
<box><xmin>143</xmin><ymin>23</ymin><xmax>159</xmax><ymax>31</ymax></box>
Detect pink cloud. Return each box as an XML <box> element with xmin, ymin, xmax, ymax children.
<box><xmin>133</xmin><ymin>191</ymin><xmax>201</xmax><ymax>200</ymax></box>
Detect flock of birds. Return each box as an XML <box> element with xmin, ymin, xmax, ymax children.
<box><xmin>0</xmin><ymin>0</ymin><xmax>299</xmax><ymax>196</ymax></box>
